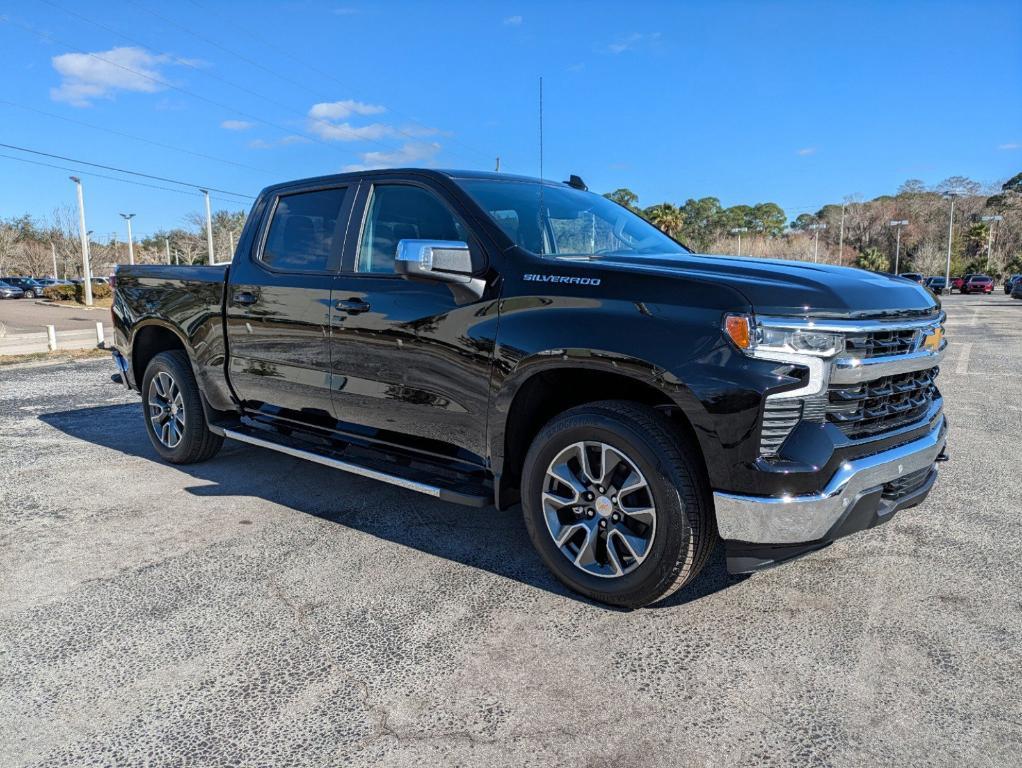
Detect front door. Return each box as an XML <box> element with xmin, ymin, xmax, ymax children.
<box><xmin>225</xmin><ymin>183</ymin><xmax>355</xmax><ymax>427</ymax></box>
<box><xmin>328</xmin><ymin>182</ymin><xmax>498</xmax><ymax>464</ymax></box>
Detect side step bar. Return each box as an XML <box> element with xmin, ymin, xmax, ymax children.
<box><xmin>222</xmin><ymin>427</ymin><xmax>490</xmax><ymax>507</ymax></box>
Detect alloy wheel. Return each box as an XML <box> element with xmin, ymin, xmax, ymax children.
<box><xmin>148</xmin><ymin>371</ymin><xmax>185</xmax><ymax>448</ymax></box>
<box><xmin>541</xmin><ymin>441</ymin><xmax>657</xmax><ymax>578</ymax></box>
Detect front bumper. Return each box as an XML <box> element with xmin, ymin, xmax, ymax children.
<box><xmin>714</xmin><ymin>414</ymin><xmax>947</xmax><ymax>567</ymax></box>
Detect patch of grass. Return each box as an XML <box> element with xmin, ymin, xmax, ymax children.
<box><xmin>0</xmin><ymin>347</ymin><xmax>110</xmax><ymax>367</ymax></box>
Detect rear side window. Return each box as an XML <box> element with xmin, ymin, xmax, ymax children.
<box><xmin>261</xmin><ymin>187</ymin><xmax>346</xmax><ymax>272</ymax></box>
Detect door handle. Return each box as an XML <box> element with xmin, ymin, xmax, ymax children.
<box><xmin>335</xmin><ymin>298</ymin><xmax>371</xmax><ymax>314</ymax></box>
<box><xmin>233</xmin><ymin>291</ymin><xmax>258</xmax><ymax>306</ymax></box>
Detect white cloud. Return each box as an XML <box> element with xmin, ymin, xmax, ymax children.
<box><xmin>221</xmin><ymin>119</ymin><xmax>253</xmax><ymax>131</ymax></box>
<box><xmin>312</xmin><ymin>121</ymin><xmax>393</xmax><ymax>141</ymax></box>
<box><xmin>503</xmin><ymin>15</ymin><xmax>523</xmax><ymax>25</ymax></box>
<box><xmin>309</xmin><ymin>99</ymin><xmax>386</xmax><ymax>121</ymax></box>
<box><xmin>343</xmin><ymin>141</ymin><xmax>442</xmax><ymax>172</ymax></box>
<box><xmin>998</xmin><ymin>142</ymin><xmax>1020</xmax><ymax>150</ymax></box>
<box><xmin>796</xmin><ymin>147</ymin><xmax>817</xmax><ymax>156</ymax></box>
<box><xmin>50</xmin><ymin>46</ymin><xmax>177</xmax><ymax>107</ymax></box>
<box><xmin>605</xmin><ymin>32</ymin><xmax>661</xmax><ymax>54</ymax></box>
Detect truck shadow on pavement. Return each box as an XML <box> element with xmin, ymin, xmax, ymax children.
<box><xmin>40</xmin><ymin>403</ymin><xmax>746</xmax><ymax>611</ymax></box>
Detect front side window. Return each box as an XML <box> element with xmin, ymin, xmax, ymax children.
<box><xmin>261</xmin><ymin>187</ymin><xmax>346</xmax><ymax>272</ymax></box>
<box><xmin>356</xmin><ymin>185</ymin><xmax>472</xmax><ymax>274</ymax></box>
<box><xmin>457</xmin><ymin>178</ymin><xmax>689</xmax><ymax>259</ymax></box>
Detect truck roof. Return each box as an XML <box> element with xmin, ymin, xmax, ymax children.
<box><xmin>258</xmin><ymin>168</ymin><xmax>575</xmax><ymax>196</ymax></box>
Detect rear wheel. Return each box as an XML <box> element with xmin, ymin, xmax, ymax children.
<box><xmin>521</xmin><ymin>400</ymin><xmax>715</xmax><ymax>608</ymax></box>
<box><xmin>142</xmin><ymin>350</ymin><xmax>223</xmax><ymax>464</ymax></box>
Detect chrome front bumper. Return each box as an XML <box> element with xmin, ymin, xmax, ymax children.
<box><xmin>714</xmin><ymin>415</ymin><xmax>947</xmax><ymax>544</ymax></box>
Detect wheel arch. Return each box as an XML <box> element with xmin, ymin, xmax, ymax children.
<box><xmin>130</xmin><ymin>321</ymin><xmax>189</xmax><ymax>390</ymax></box>
<box><xmin>491</xmin><ymin>352</ymin><xmax>710</xmax><ymax>509</ymax></box>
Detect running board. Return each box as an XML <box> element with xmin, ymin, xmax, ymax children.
<box><xmin>222</xmin><ymin>427</ymin><xmax>490</xmax><ymax>507</ymax></box>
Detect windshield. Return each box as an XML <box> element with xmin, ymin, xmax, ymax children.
<box><xmin>457</xmin><ymin>178</ymin><xmax>688</xmax><ymax>258</ymax></box>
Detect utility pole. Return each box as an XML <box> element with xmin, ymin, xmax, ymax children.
<box><xmin>808</xmin><ymin>223</ymin><xmax>827</xmax><ymax>263</ymax></box>
<box><xmin>730</xmin><ymin>227</ymin><xmax>748</xmax><ymax>256</ymax></box>
<box><xmin>495</xmin><ymin>156</ymin><xmax>500</xmax><ymax>172</ymax></box>
<box><xmin>50</xmin><ymin>241</ymin><xmax>58</xmax><ymax>279</ymax></box>
<box><xmin>201</xmin><ymin>189</ymin><xmax>215</xmax><ymax>265</ymax></box>
<box><xmin>69</xmin><ymin>176</ymin><xmax>93</xmax><ymax>306</ymax></box>
<box><xmin>980</xmin><ymin>215</ymin><xmax>1003</xmax><ymax>267</ymax></box>
<box><xmin>164</xmin><ymin>237</ymin><xmax>172</xmax><ymax>264</ymax></box>
<box><xmin>889</xmin><ymin>219</ymin><xmax>908</xmax><ymax>274</ymax></box>
<box><xmin>838</xmin><ymin>202</ymin><xmax>846</xmax><ymax>264</ymax></box>
<box><xmin>943</xmin><ymin>192</ymin><xmax>957</xmax><ymax>295</ymax></box>
<box><xmin>119</xmin><ymin>213</ymin><xmax>136</xmax><ymax>265</ymax></box>
<box><xmin>229</xmin><ymin>230</ymin><xmax>235</xmax><ymax>258</ymax></box>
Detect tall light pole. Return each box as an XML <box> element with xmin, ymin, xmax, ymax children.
<box><xmin>50</xmin><ymin>241</ymin><xmax>58</xmax><ymax>279</ymax></box>
<box><xmin>730</xmin><ymin>226</ymin><xmax>748</xmax><ymax>256</ymax></box>
<box><xmin>889</xmin><ymin>219</ymin><xmax>909</xmax><ymax>274</ymax></box>
<box><xmin>229</xmin><ymin>229</ymin><xmax>236</xmax><ymax>258</ymax></box>
<box><xmin>980</xmin><ymin>214</ymin><xmax>1003</xmax><ymax>268</ymax></box>
<box><xmin>838</xmin><ymin>202</ymin><xmax>846</xmax><ymax>264</ymax></box>
<box><xmin>943</xmin><ymin>192</ymin><xmax>957</xmax><ymax>294</ymax></box>
<box><xmin>69</xmin><ymin>176</ymin><xmax>93</xmax><ymax>307</ymax></box>
<box><xmin>201</xmin><ymin>189</ymin><xmax>215</xmax><ymax>265</ymax></box>
<box><xmin>164</xmin><ymin>237</ymin><xmax>172</xmax><ymax>265</ymax></box>
<box><xmin>119</xmin><ymin>213</ymin><xmax>136</xmax><ymax>265</ymax></box>
<box><xmin>808</xmin><ymin>223</ymin><xmax>827</xmax><ymax>263</ymax></box>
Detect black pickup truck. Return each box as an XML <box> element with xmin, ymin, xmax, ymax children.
<box><xmin>111</xmin><ymin>169</ymin><xmax>948</xmax><ymax>607</ymax></box>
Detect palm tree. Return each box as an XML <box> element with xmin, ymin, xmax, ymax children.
<box><xmin>644</xmin><ymin>203</ymin><xmax>683</xmax><ymax>237</ymax></box>
<box><xmin>856</xmin><ymin>246</ymin><xmax>889</xmax><ymax>273</ymax></box>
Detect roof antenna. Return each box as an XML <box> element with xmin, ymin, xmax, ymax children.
<box><xmin>538</xmin><ymin>75</ymin><xmax>546</xmax><ymax>252</ymax></box>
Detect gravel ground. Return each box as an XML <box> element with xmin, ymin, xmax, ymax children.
<box><xmin>1</xmin><ymin>294</ymin><xmax>1020</xmax><ymax>767</ymax></box>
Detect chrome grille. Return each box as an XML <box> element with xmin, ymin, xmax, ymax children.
<box><xmin>827</xmin><ymin>367</ymin><xmax>939</xmax><ymax>439</ymax></box>
<box><xmin>844</xmin><ymin>328</ymin><xmax>919</xmax><ymax>358</ymax></box>
<box><xmin>759</xmin><ymin>399</ymin><xmax>803</xmax><ymax>456</ymax></box>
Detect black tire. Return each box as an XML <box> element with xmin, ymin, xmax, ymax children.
<box><xmin>141</xmin><ymin>350</ymin><xmax>223</xmax><ymax>464</ymax></box>
<box><xmin>24</xmin><ymin>289</ymin><xmax>35</xmax><ymax>298</ymax></box>
<box><xmin>521</xmin><ymin>400</ymin><xmax>716</xmax><ymax>608</ymax></box>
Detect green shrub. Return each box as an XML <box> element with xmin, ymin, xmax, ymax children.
<box><xmin>43</xmin><ymin>284</ymin><xmax>76</xmax><ymax>301</ymax></box>
<box><xmin>42</xmin><ymin>282</ymin><xmax>112</xmax><ymax>303</ymax></box>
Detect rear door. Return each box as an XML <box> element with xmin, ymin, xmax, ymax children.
<box><xmin>327</xmin><ymin>180</ymin><xmax>499</xmax><ymax>464</ymax></box>
<box><xmin>225</xmin><ymin>182</ymin><xmax>356</xmax><ymax>427</ymax></box>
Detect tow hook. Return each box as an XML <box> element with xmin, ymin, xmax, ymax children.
<box><xmin>936</xmin><ymin>447</ymin><xmax>950</xmax><ymax>462</ymax></box>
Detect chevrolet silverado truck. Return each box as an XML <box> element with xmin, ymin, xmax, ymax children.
<box><xmin>111</xmin><ymin>169</ymin><xmax>948</xmax><ymax>608</ymax></box>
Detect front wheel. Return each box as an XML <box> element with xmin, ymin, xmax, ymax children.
<box><xmin>521</xmin><ymin>400</ymin><xmax>716</xmax><ymax>608</ymax></box>
<box><xmin>142</xmin><ymin>350</ymin><xmax>223</xmax><ymax>464</ymax></box>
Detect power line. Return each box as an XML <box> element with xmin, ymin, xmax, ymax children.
<box><xmin>148</xmin><ymin>0</ymin><xmax>498</xmax><ymax>165</ymax></box>
<box><xmin>0</xmin><ymin>99</ymin><xmax>275</xmax><ymax>176</ymax></box>
<box><xmin>0</xmin><ymin>143</ymin><xmax>255</xmax><ymax>198</ymax></box>
<box><xmin>1</xmin><ymin>16</ymin><xmax>374</xmax><ymax>160</ymax></box>
<box><xmin>37</xmin><ymin>0</ymin><xmax>423</xmax><ymax>155</ymax></box>
<box><xmin>0</xmin><ymin>152</ymin><xmax>250</xmax><ymax>203</ymax></box>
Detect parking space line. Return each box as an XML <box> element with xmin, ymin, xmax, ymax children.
<box><xmin>954</xmin><ymin>343</ymin><xmax>972</xmax><ymax>375</ymax></box>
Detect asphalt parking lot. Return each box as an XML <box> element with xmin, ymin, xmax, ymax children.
<box><xmin>1</xmin><ymin>293</ymin><xmax>1020</xmax><ymax>767</ymax></box>
<box><xmin>0</xmin><ymin>298</ymin><xmax>113</xmax><ymax>335</ymax></box>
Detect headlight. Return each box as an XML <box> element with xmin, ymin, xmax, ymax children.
<box><xmin>724</xmin><ymin>314</ymin><xmax>845</xmax><ymax>358</ymax></box>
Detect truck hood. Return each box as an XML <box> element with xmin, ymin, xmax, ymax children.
<box><xmin>591</xmin><ymin>252</ymin><xmax>939</xmax><ymax>318</ymax></box>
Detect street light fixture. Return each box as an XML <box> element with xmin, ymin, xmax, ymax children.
<box><xmin>943</xmin><ymin>192</ymin><xmax>957</xmax><ymax>294</ymax></box>
<box><xmin>119</xmin><ymin>213</ymin><xmax>136</xmax><ymax>265</ymax></box>
<box><xmin>69</xmin><ymin>176</ymin><xmax>94</xmax><ymax>307</ymax></box>
<box><xmin>889</xmin><ymin>219</ymin><xmax>909</xmax><ymax>274</ymax></box>
<box><xmin>807</xmin><ymin>223</ymin><xmax>827</xmax><ymax>263</ymax></box>
<box><xmin>730</xmin><ymin>226</ymin><xmax>748</xmax><ymax>256</ymax></box>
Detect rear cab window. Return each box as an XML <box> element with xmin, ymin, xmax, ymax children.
<box><xmin>260</xmin><ymin>187</ymin><xmax>348</xmax><ymax>272</ymax></box>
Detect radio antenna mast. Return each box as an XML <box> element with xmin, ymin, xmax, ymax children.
<box><xmin>538</xmin><ymin>76</ymin><xmax>546</xmax><ymax>251</ymax></box>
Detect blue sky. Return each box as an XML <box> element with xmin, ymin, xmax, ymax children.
<box><xmin>1</xmin><ymin>0</ymin><xmax>1020</xmax><ymax>241</ymax></box>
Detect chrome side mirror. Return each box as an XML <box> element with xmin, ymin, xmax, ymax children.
<box><xmin>394</xmin><ymin>239</ymin><xmax>484</xmax><ymax>301</ymax></box>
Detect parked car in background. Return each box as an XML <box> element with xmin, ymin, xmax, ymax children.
<box><xmin>0</xmin><ymin>280</ymin><xmax>26</xmax><ymax>299</ymax></box>
<box><xmin>950</xmin><ymin>275</ymin><xmax>971</xmax><ymax>293</ymax></box>
<box><xmin>1012</xmin><ymin>280</ymin><xmax>1022</xmax><ymax>300</ymax></box>
<box><xmin>961</xmin><ymin>275</ymin><xmax>994</xmax><ymax>295</ymax></box>
<box><xmin>35</xmin><ymin>277</ymin><xmax>72</xmax><ymax>288</ymax></box>
<box><xmin>1003</xmin><ymin>274</ymin><xmax>1022</xmax><ymax>294</ymax></box>
<box><xmin>0</xmin><ymin>276</ymin><xmax>46</xmax><ymax>298</ymax></box>
<box><xmin>924</xmin><ymin>276</ymin><xmax>947</xmax><ymax>294</ymax></box>
<box><xmin>899</xmin><ymin>272</ymin><xmax>924</xmax><ymax>283</ymax></box>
